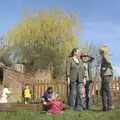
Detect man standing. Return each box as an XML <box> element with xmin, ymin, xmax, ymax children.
<box><xmin>99</xmin><ymin>45</ymin><xmax>113</xmax><ymax>111</ymax></box>
<box><xmin>81</xmin><ymin>52</ymin><xmax>94</xmax><ymax>110</ymax></box>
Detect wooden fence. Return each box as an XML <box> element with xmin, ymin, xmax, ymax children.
<box><xmin>2</xmin><ymin>68</ymin><xmax>120</xmax><ymax>104</ymax></box>
<box><xmin>1</xmin><ymin>80</ymin><xmax>120</xmax><ymax>112</ymax></box>
<box><xmin>92</xmin><ymin>80</ymin><xmax>120</xmax><ymax>104</ymax></box>
<box><xmin>112</xmin><ymin>80</ymin><xmax>120</xmax><ymax>102</ymax></box>
<box><xmin>30</xmin><ymin>80</ymin><xmax>120</xmax><ymax>104</ymax></box>
<box><xmin>25</xmin><ymin>80</ymin><xmax>120</xmax><ymax>104</ymax></box>
<box><xmin>24</xmin><ymin>82</ymin><xmax>68</xmax><ymax>102</ymax></box>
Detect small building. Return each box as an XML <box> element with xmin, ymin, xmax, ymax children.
<box><xmin>0</xmin><ymin>62</ymin><xmax>53</xmax><ymax>103</ymax></box>
<box><xmin>13</xmin><ymin>64</ymin><xmax>24</xmax><ymax>72</ymax></box>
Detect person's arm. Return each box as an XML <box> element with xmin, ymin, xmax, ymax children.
<box><xmin>87</xmin><ymin>55</ymin><xmax>94</xmax><ymax>63</ymax></box>
<box><xmin>5</xmin><ymin>88</ymin><xmax>10</xmax><ymax>94</ymax></box>
<box><xmin>41</xmin><ymin>96</ymin><xmax>47</xmax><ymax>105</ymax></box>
<box><xmin>81</xmin><ymin>55</ymin><xmax>94</xmax><ymax>63</ymax></box>
<box><xmin>42</xmin><ymin>92</ymin><xmax>51</xmax><ymax>102</ymax></box>
<box><xmin>105</xmin><ymin>55</ymin><xmax>113</xmax><ymax>76</ymax></box>
<box><xmin>48</xmin><ymin>98</ymin><xmax>52</xmax><ymax>101</ymax></box>
<box><xmin>41</xmin><ymin>97</ymin><xmax>45</xmax><ymax>101</ymax></box>
<box><xmin>66</xmin><ymin>58</ymin><xmax>71</xmax><ymax>84</ymax></box>
<box><xmin>105</xmin><ymin>56</ymin><xmax>113</xmax><ymax>69</ymax></box>
<box><xmin>88</xmin><ymin>63</ymin><xmax>93</xmax><ymax>83</ymax></box>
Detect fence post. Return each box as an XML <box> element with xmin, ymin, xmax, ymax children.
<box><xmin>32</xmin><ymin>84</ymin><xmax>35</xmax><ymax>101</ymax></box>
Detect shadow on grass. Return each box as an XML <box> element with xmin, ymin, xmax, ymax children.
<box><xmin>39</xmin><ymin>111</ymin><xmax>47</xmax><ymax>114</ymax></box>
<box><xmin>91</xmin><ymin>109</ymin><xmax>102</xmax><ymax>113</ymax></box>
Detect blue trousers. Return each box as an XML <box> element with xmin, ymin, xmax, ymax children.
<box><xmin>68</xmin><ymin>81</ymin><xmax>84</xmax><ymax>110</ymax></box>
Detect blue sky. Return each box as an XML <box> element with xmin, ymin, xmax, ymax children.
<box><xmin>0</xmin><ymin>0</ymin><xmax>120</xmax><ymax>66</ymax></box>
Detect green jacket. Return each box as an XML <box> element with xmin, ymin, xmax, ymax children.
<box><xmin>66</xmin><ymin>57</ymin><xmax>84</xmax><ymax>82</ymax></box>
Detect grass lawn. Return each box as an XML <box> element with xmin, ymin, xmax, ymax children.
<box><xmin>0</xmin><ymin>108</ymin><xmax>120</xmax><ymax>120</ymax></box>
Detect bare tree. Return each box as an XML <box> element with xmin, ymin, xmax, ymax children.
<box><xmin>84</xmin><ymin>42</ymin><xmax>101</xmax><ymax>81</ymax></box>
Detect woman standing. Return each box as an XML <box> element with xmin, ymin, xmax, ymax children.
<box><xmin>66</xmin><ymin>48</ymin><xmax>84</xmax><ymax>111</ymax></box>
<box><xmin>81</xmin><ymin>52</ymin><xmax>94</xmax><ymax>110</ymax></box>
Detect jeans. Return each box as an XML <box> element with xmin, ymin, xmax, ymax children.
<box><xmin>101</xmin><ymin>76</ymin><xmax>112</xmax><ymax>110</ymax></box>
<box><xmin>68</xmin><ymin>81</ymin><xmax>84</xmax><ymax>110</ymax></box>
<box><xmin>85</xmin><ymin>81</ymin><xmax>92</xmax><ymax>109</ymax></box>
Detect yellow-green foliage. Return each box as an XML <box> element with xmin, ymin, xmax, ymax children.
<box><xmin>6</xmin><ymin>10</ymin><xmax>79</xmax><ymax>77</ymax></box>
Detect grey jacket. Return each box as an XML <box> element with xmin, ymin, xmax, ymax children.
<box><xmin>100</xmin><ymin>55</ymin><xmax>113</xmax><ymax>77</ymax></box>
<box><xmin>66</xmin><ymin>57</ymin><xmax>84</xmax><ymax>82</ymax></box>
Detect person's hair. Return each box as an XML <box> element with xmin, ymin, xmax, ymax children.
<box><xmin>99</xmin><ymin>50</ymin><xmax>104</xmax><ymax>56</ymax></box>
<box><xmin>80</xmin><ymin>51</ymin><xmax>87</xmax><ymax>58</ymax></box>
<box><xmin>69</xmin><ymin>48</ymin><xmax>79</xmax><ymax>57</ymax></box>
<box><xmin>25</xmin><ymin>84</ymin><xmax>29</xmax><ymax>86</ymax></box>
<box><xmin>51</xmin><ymin>93</ymin><xmax>59</xmax><ymax>100</ymax></box>
<box><xmin>99</xmin><ymin>45</ymin><xmax>109</xmax><ymax>56</ymax></box>
<box><xmin>47</xmin><ymin>87</ymin><xmax>53</xmax><ymax>91</ymax></box>
<box><xmin>4</xmin><ymin>85</ymin><xmax>7</xmax><ymax>88</ymax></box>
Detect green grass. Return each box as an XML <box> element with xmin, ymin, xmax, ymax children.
<box><xmin>0</xmin><ymin>109</ymin><xmax>120</xmax><ymax>120</ymax></box>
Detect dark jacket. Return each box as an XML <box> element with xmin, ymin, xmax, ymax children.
<box><xmin>41</xmin><ymin>91</ymin><xmax>53</xmax><ymax>102</ymax></box>
<box><xmin>66</xmin><ymin>57</ymin><xmax>84</xmax><ymax>82</ymax></box>
<box><xmin>88</xmin><ymin>62</ymin><xmax>92</xmax><ymax>81</ymax></box>
<box><xmin>83</xmin><ymin>62</ymin><xmax>93</xmax><ymax>81</ymax></box>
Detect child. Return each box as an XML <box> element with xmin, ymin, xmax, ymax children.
<box><xmin>41</xmin><ymin>87</ymin><xmax>54</xmax><ymax>111</ymax></box>
<box><xmin>0</xmin><ymin>85</ymin><xmax>11</xmax><ymax>103</ymax></box>
<box><xmin>41</xmin><ymin>87</ymin><xmax>53</xmax><ymax>102</ymax></box>
<box><xmin>47</xmin><ymin>93</ymin><xmax>63</xmax><ymax>115</ymax></box>
<box><xmin>23</xmin><ymin>84</ymin><xmax>31</xmax><ymax>104</ymax></box>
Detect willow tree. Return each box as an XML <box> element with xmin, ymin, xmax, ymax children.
<box><xmin>6</xmin><ymin>10</ymin><xmax>80</xmax><ymax>79</ymax></box>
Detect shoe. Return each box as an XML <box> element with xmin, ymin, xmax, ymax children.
<box><xmin>68</xmin><ymin>106</ymin><xmax>74</xmax><ymax>110</ymax></box>
<box><xmin>108</xmin><ymin>108</ymin><xmax>112</xmax><ymax>111</ymax></box>
<box><xmin>102</xmin><ymin>108</ymin><xmax>107</xmax><ymax>112</ymax></box>
<box><xmin>83</xmin><ymin>108</ymin><xmax>87</xmax><ymax>110</ymax></box>
<box><xmin>86</xmin><ymin>108</ymin><xmax>91</xmax><ymax>111</ymax></box>
<box><xmin>107</xmin><ymin>106</ymin><xmax>114</xmax><ymax>111</ymax></box>
<box><xmin>75</xmin><ymin>107</ymin><xmax>83</xmax><ymax>112</ymax></box>
<box><xmin>108</xmin><ymin>107</ymin><xmax>113</xmax><ymax>111</ymax></box>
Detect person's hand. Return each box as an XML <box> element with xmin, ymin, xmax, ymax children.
<box><xmin>102</xmin><ymin>67</ymin><xmax>106</xmax><ymax>70</ymax></box>
<box><xmin>41</xmin><ymin>98</ymin><xmax>45</xmax><ymax>101</ymax></box>
<box><xmin>83</xmin><ymin>78</ymin><xmax>86</xmax><ymax>85</ymax></box>
<box><xmin>89</xmin><ymin>80</ymin><xmax>93</xmax><ymax>84</ymax></box>
<box><xmin>43</xmin><ymin>101</ymin><xmax>47</xmax><ymax>105</ymax></box>
<box><xmin>48</xmin><ymin>98</ymin><xmax>52</xmax><ymax>101</ymax></box>
<box><xmin>67</xmin><ymin>77</ymin><xmax>70</xmax><ymax>85</ymax></box>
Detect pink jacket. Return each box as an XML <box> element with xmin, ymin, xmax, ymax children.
<box><xmin>82</xmin><ymin>85</ymin><xmax>86</xmax><ymax>97</ymax></box>
<box><xmin>48</xmin><ymin>100</ymin><xmax>63</xmax><ymax>115</ymax></box>
<box><xmin>82</xmin><ymin>78</ymin><xmax>86</xmax><ymax>97</ymax></box>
